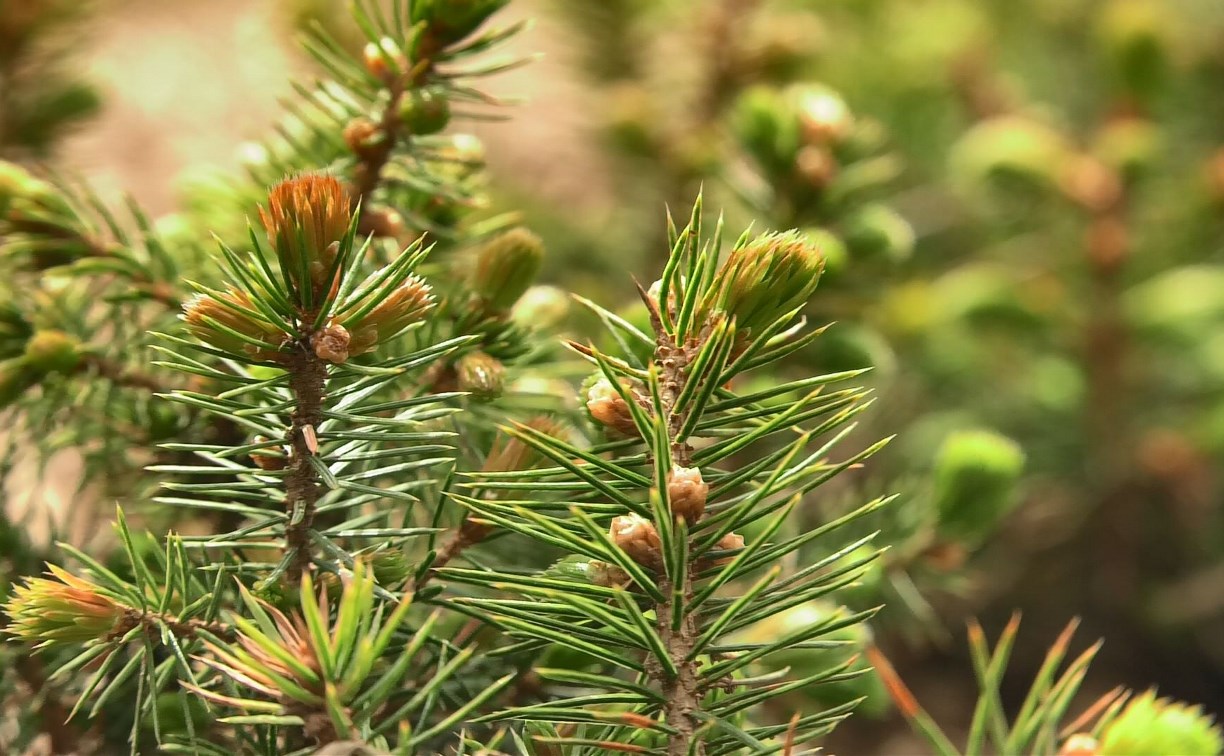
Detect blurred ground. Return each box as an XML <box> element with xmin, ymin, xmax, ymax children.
<box><xmin>60</xmin><ymin>0</ymin><xmax>609</xmax><ymax>214</ymax></box>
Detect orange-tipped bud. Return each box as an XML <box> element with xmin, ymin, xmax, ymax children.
<box><xmin>4</xmin><ymin>565</ymin><xmax>132</xmax><ymax>648</ymax></box>
<box><xmin>183</xmin><ymin>289</ymin><xmax>288</xmax><ymax>362</ymax></box>
<box><xmin>347</xmin><ymin>273</ymin><xmax>435</xmax><ymax>355</ymax></box>
<box><xmin>259</xmin><ymin>174</ymin><xmax>352</xmax><ymax>305</ymax></box>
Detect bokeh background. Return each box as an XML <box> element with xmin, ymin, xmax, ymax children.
<box><xmin>5</xmin><ymin>0</ymin><xmax>1224</xmax><ymax>752</ymax></box>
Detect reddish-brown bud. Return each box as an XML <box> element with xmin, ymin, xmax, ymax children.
<box><xmin>343</xmin><ymin>118</ymin><xmax>383</xmax><ymax>159</ymax></box>
<box><xmin>311</xmin><ymin>321</ymin><xmax>352</xmax><ymax>364</ymax></box>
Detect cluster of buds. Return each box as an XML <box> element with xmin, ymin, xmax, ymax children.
<box><xmin>733</xmin><ymin>84</ymin><xmax>862</xmax><ymax>192</ymax></box>
<box><xmin>343</xmin><ymin>272</ymin><xmax>436</xmax><ymax>358</ymax></box>
<box><xmin>470</xmin><ymin>227</ymin><xmax>544</xmax><ymax>315</ymax></box>
<box><xmin>182</xmin><ymin>287</ymin><xmax>290</xmax><ymax>362</ymax></box>
<box><xmin>610</xmin><ymin>514</ymin><xmax>662</xmax><ymax>571</ymax></box>
<box><xmin>585</xmin><ymin>377</ymin><xmax>640</xmax><ymax>437</ymax></box>
<box><xmin>712</xmin><ymin>230</ymin><xmax>824</xmax><ymax>340</ymax></box>
<box><xmin>666</xmin><ymin>465</ymin><xmax>708</xmax><ymax>525</ymax></box>
<box><xmin>258</xmin><ymin>174</ymin><xmax>352</xmax><ymax>308</ymax></box>
<box><xmin>4</xmin><ymin>566</ymin><xmax>133</xmax><ymax>648</ymax></box>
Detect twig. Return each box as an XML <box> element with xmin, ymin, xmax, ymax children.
<box><xmin>284</xmin><ymin>344</ymin><xmax>328</xmax><ymax>586</ymax></box>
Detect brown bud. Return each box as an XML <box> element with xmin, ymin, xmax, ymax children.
<box><xmin>796</xmin><ymin>145</ymin><xmax>838</xmax><ymax>189</ymax></box>
<box><xmin>586</xmin><ymin>378</ymin><xmax>639</xmax><ymax>436</ymax></box>
<box><xmin>343</xmin><ymin>118</ymin><xmax>382</xmax><ymax>159</ymax></box>
<box><xmin>183</xmin><ymin>289</ymin><xmax>288</xmax><ymax>361</ymax></box>
<box><xmin>589</xmin><ymin>561</ymin><xmax>632</xmax><ymax>588</ymax></box>
<box><xmin>312</xmin><ymin>321</ymin><xmax>351</xmax><ymax>364</ymax></box>
<box><xmin>250</xmin><ymin>435</ymin><xmax>288</xmax><ymax>471</ymax></box>
<box><xmin>259</xmin><ymin>175</ymin><xmax>352</xmax><ymax>303</ymax></box>
<box><xmin>667</xmin><ymin>465</ymin><xmax>708</xmax><ymax>524</ymax></box>
<box><xmin>712</xmin><ymin>532</ymin><xmax>745</xmax><ymax>566</ymax></box>
<box><xmin>360</xmin><ymin>207</ymin><xmax>405</xmax><ymax>239</ymax></box>
<box><xmin>610</xmin><ymin>514</ymin><xmax>662</xmax><ymax>571</ymax></box>
<box><xmin>1060</xmin><ymin>155</ymin><xmax>1123</xmax><ymax>213</ymax></box>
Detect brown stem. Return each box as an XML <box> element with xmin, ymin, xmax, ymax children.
<box><xmin>351</xmin><ymin>31</ymin><xmax>443</xmax><ymax>228</ymax></box>
<box><xmin>283</xmin><ymin>344</ymin><xmax>328</xmax><ymax>586</ymax></box>
<box><xmin>643</xmin><ymin>286</ymin><xmax>706</xmax><ymax>755</ymax></box>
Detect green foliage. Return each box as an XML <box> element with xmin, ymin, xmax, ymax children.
<box><xmin>2</xmin><ymin>0</ymin><xmax>1223</xmax><ymax>754</ymax></box>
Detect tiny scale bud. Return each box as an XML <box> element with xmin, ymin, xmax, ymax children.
<box><xmin>610</xmin><ymin>514</ymin><xmax>662</xmax><ymax>571</ymax></box>
<box><xmin>586</xmin><ymin>378</ymin><xmax>640</xmax><ymax>436</ymax></box>
<box><xmin>666</xmin><ymin>465</ymin><xmax>708</xmax><ymax>524</ymax></box>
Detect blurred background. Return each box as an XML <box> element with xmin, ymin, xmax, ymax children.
<box><xmin>4</xmin><ymin>0</ymin><xmax>1224</xmax><ymax>752</ymax></box>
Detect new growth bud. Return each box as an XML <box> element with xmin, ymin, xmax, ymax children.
<box><xmin>932</xmin><ymin>429</ymin><xmax>1025</xmax><ymax>545</ymax></box>
<box><xmin>712</xmin><ymin>230</ymin><xmax>824</xmax><ymax>338</ymax></box>
<box><xmin>798</xmin><ymin>86</ymin><xmax>854</xmax><ymax>145</ymax></box>
<box><xmin>471</xmin><ymin>228</ymin><xmax>544</xmax><ymax>314</ymax></box>
<box><xmin>585</xmin><ymin>377</ymin><xmax>639</xmax><ymax>436</ymax></box>
<box><xmin>610</xmin><ymin>514</ymin><xmax>662</xmax><ymax>571</ymax></box>
<box><xmin>183</xmin><ymin>289</ymin><xmax>289</xmax><ymax>362</ymax></box>
<box><xmin>1097</xmin><ymin>690</ymin><xmax>1223</xmax><ymax>756</ymax></box>
<box><xmin>23</xmin><ymin>330</ymin><xmax>81</xmax><ymax>375</ymax></box>
<box><xmin>343</xmin><ymin>117</ymin><xmax>383</xmax><ymax>159</ymax></box>
<box><xmin>363</xmin><ymin>37</ymin><xmax>406</xmax><ymax>81</ymax></box>
<box><xmin>346</xmin><ymin>273</ymin><xmax>435</xmax><ymax>355</ymax></box>
<box><xmin>667</xmin><ymin>465</ymin><xmax>708</xmax><ymax>524</ymax></box>
<box><xmin>4</xmin><ymin>566</ymin><xmax>132</xmax><ymax>648</ymax></box>
<box><xmin>259</xmin><ymin>174</ymin><xmax>353</xmax><ymax>306</ymax></box>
